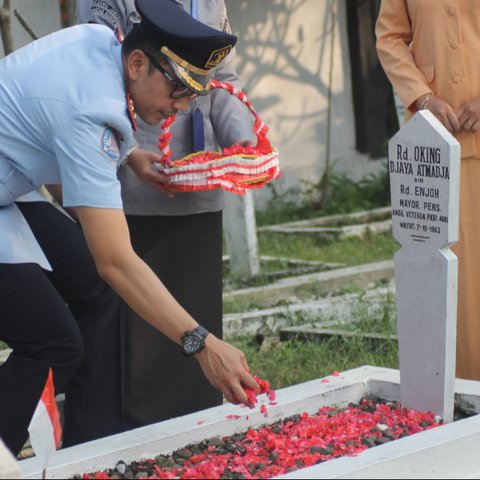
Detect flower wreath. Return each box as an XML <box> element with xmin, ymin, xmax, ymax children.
<box><xmin>155</xmin><ymin>80</ymin><xmax>281</xmax><ymax>195</ymax></box>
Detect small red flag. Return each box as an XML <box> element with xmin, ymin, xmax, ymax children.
<box><xmin>28</xmin><ymin>368</ymin><xmax>62</xmax><ymax>467</ymax></box>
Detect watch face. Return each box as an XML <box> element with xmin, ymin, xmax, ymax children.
<box><xmin>183</xmin><ymin>333</ymin><xmax>203</xmax><ymax>355</ymax></box>
<box><xmin>182</xmin><ymin>327</ymin><xmax>209</xmax><ymax>356</ymax></box>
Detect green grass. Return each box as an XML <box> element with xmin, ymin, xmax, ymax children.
<box><xmin>230</xmin><ymin>287</ymin><xmax>398</xmax><ymax>390</ymax></box>
<box><xmin>223</xmin><ymin>232</ymin><xmax>399</xmax><ymax>293</ymax></box>
<box><xmin>232</xmin><ymin>336</ymin><xmax>398</xmax><ymax>390</ymax></box>
<box><xmin>255</xmin><ymin>165</ymin><xmax>390</xmax><ymax>227</ymax></box>
<box><xmin>335</xmin><ymin>289</ymin><xmax>397</xmax><ymax>334</ymax></box>
<box><xmin>258</xmin><ymin>231</ymin><xmax>398</xmax><ymax>266</ymax></box>
<box><xmin>224</xmin><ymin>164</ymin><xmax>395</xmax><ymax>291</ymax></box>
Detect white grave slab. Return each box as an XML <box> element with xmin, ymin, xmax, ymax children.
<box><xmin>388</xmin><ymin>110</ymin><xmax>460</xmax><ymax>422</ymax></box>
<box><xmin>19</xmin><ymin>367</ymin><xmax>480</xmax><ymax>479</ymax></box>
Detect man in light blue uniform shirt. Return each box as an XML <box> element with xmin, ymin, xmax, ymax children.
<box><xmin>0</xmin><ymin>0</ymin><xmax>259</xmax><ymax>456</ymax></box>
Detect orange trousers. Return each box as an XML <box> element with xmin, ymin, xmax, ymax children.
<box><xmin>452</xmin><ymin>157</ymin><xmax>480</xmax><ymax>380</ymax></box>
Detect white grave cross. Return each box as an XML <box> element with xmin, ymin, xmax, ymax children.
<box><xmin>223</xmin><ymin>191</ymin><xmax>260</xmax><ymax>277</ymax></box>
<box><xmin>389</xmin><ymin>110</ymin><xmax>460</xmax><ymax>422</ymax></box>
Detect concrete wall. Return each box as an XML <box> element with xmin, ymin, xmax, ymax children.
<box><xmin>0</xmin><ymin>0</ymin><xmax>61</xmax><ymax>55</ymax></box>
<box><xmin>225</xmin><ymin>0</ymin><xmax>383</xmax><ymax>208</ymax></box>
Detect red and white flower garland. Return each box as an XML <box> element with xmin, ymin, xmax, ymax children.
<box><xmin>155</xmin><ymin>81</ymin><xmax>281</xmax><ymax>194</ymax></box>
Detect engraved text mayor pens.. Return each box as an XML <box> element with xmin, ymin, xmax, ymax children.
<box><xmin>390</xmin><ymin>144</ymin><xmax>449</xmax><ymax>236</ymax></box>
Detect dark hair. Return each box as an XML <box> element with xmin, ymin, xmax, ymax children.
<box><xmin>122</xmin><ymin>23</ymin><xmax>168</xmax><ymax>73</ymax></box>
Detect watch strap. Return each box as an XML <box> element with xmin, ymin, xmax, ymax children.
<box><xmin>193</xmin><ymin>325</ymin><xmax>209</xmax><ymax>339</ymax></box>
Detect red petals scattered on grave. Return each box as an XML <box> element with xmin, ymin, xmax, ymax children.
<box><xmin>225</xmin><ymin>414</ymin><xmax>241</xmax><ymax>420</ymax></box>
<box><xmin>267</xmin><ymin>389</ymin><xmax>276</xmax><ymax>402</ymax></box>
<box><xmin>243</xmin><ymin>375</ymin><xmax>272</xmax><ymax>407</ymax></box>
<box><xmin>242</xmin><ymin>375</ymin><xmax>275</xmax><ymax>417</ymax></box>
<box><xmin>81</xmin><ymin>399</ymin><xmax>441</xmax><ymax>480</ymax></box>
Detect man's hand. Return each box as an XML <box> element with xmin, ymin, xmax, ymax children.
<box><xmin>195</xmin><ymin>335</ymin><xmax>260</xmax><ymax>406</ymax></box>
<box><xmin>125</xmin><ymin>148</ymin><xmax>174</xmax><ymax>197</ymax></box>
<box><xmin>456</xmin><ymin>97</ymin><xmax>480</xmax><ymax>133</ymax></box>
<box><xmin>415</xmin><ymin>94</ymin><xmax>461</xmax><ymax>134</ymax></box>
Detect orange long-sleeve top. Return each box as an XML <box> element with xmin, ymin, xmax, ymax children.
<box><xmin>376</xmin><ymin>0</ymin><xmax>480</xmax><ymax>158</ymax></box>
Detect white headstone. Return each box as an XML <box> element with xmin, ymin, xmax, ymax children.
<box><xmin>223</xmin><ymin>191</ymin><xmax>260</xmax><ymax>277</ymax></box>
<box><xmin>0</xmin><ymin>438</ymin><xmax>21</xmax><ymax>479</ymax></box>
<box><xmin>388</xmin><ymin>110</ymin><xmax>460</xmax><ymax>422</ymax></box>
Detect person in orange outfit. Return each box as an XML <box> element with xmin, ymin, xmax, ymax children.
<box><xmin>376</xmin><ymin>0</ymin><xmax>480</xmax><ymax>380</ymax></box>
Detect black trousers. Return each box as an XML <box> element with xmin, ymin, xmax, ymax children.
<box><xmin>0</xmin><ymin>202</ymin><xmax>124</xmax><ymax>455</ymax></box>
<box><xmin>124</xmin><ymin>212</ymin><xmax>223</xmax><ymax>428</ymax></box>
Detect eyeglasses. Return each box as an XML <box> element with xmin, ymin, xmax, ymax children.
<box><xmin>143</xmin><ymin>52</ymin><xmax>195</xmax><ymax>99</ymax></box>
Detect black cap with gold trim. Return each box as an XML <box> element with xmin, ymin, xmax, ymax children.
<box><xmin>134</xmin><ymin>0</ymin><xmax>237</xmax><ymax>95</ymax></box>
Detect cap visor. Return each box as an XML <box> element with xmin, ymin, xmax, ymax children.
<box><xmin>168</xmin><ymin>59</ymin><xmax>211</xmax><ymax>96</ymax></box>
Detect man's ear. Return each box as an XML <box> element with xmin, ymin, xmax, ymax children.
<box><xmin>126</xmin><ymin>49</ymin><xmax>148</xmax><ymax>81</ymax></box>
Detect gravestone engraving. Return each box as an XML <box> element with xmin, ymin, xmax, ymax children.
<box><xmin>389</xmin><ymin>110</ymin><xmax>460</xmax><ymax>422</ymax></box>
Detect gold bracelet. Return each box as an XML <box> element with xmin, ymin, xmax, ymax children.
<box><xmin>419</xmin><ymin>94</ymin><xmax>431</xmax><ymax>110</ymax></box>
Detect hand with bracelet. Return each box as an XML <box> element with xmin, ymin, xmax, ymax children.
<box><xmin>414</xmin><ymin>93</ymin><xmax>461</xmax><ymax>134</ymax></box>
<box><xmin>456</xmin><ymin>97</ymin><xmax>480</xmax><ymax>133</ymax></box>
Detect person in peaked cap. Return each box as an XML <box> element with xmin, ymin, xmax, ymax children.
<box><xmin>76</xmin><ymin>0</ymin><xmax>256</xmax><ymax>431</ymax></box>
<box><xmin>135</xmin><ymin>0</ymin><xmax>236</xmax><ymax>95</ymax></box>
<box><xmin>0</xmin><ymin>0</ymin><xmax>259</xmax><ymax>456</ymax></box>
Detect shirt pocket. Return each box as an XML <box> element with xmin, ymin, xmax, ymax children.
<box><xmin>418</xmin><ymin>64</ymin><xmax>435</xmax><ymax>84</ymax></box>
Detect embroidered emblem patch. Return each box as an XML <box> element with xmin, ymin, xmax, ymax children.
<box><xmin>101</xmin><ymin>127</ymin><xmax>120</xmax><ymax>162</ymax></box>
<box><xmin>205</xmin><ymin>45</ymin><xmax>233</xmax><ymax>68</ymax></box>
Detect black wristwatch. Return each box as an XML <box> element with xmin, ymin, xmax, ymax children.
<box><xmin>181</xmin><ymin>325</ymin><xmax>210</xmax><ymax>357</ymax></box>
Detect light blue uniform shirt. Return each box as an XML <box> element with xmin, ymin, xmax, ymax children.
<box><xmin>0</xmin><ymin>24</ymin><xmax>133</xmax><ymax>269</ymax></box>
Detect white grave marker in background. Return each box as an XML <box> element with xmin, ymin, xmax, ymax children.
<box><xmin>389</xmin><ymin>110</ymin><xmax>460</xmax><ymax>422</ymax></box>
<box><xmin>223</xmin><ymin>191</ymin><xmax>260</xmax><ymax>277</ymax></box>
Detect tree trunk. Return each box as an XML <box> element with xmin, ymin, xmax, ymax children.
<box><xmin>0</xmin><ymin>0</ymin><xmax>14</xmax><ymax>56</ymax></box>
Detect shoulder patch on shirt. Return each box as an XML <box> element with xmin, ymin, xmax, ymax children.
<box><xmin>91</xmin><ymin>0</ymin><xmax>122</xmax><ymax>29</ymax></box>
<box><xmin>101</xmin><ymin>127</ymin><xmax>120</xmax><ymax>163</ymax></box>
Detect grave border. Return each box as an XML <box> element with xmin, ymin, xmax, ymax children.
<box><xmin>19</xmin><ymin>366</ymin><xmax>480</xmax><ymax>479</ymax></box>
